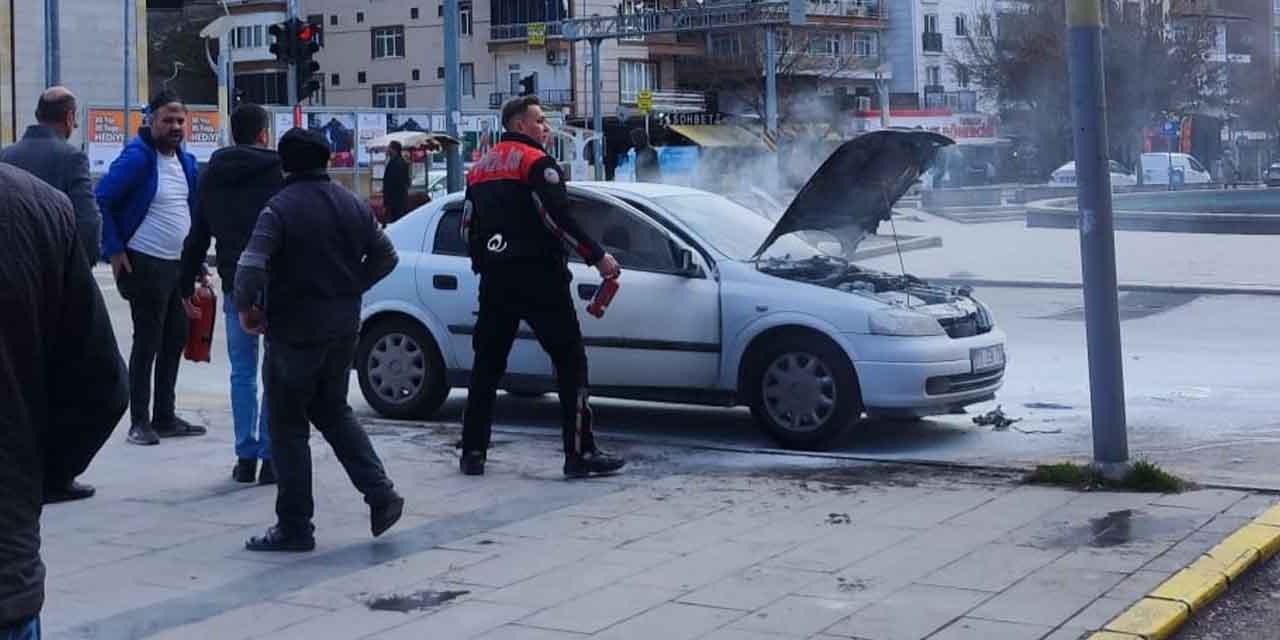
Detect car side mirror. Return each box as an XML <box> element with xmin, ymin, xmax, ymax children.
<box><xmin>676</xmin><ymin>248</ymin><xmax>701</xmax><ymax>277</ymax></box>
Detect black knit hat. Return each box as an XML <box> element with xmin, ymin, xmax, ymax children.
<box><xmin>279</xmin><ymin>128</ymin><xmax>331</xmax><ymax>173</ymax></box>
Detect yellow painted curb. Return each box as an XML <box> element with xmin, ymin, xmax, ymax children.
<box><xmin>1216</xmin><ymin>523</ymin><xmax>1280</xmax><ymax>561</ymax></box>
<box><xmin>1252</xmin><ymin>505</ymin><xmax>1280</xmax><ymax>528</ymax></box>
<box><xmin>1149</xmin><ymin>567</ymin><xmax>1228</xmax><ymax>612</ymax></box>
<box><xmin>1194</xmin><ymin>547</ymin><xmax>1257</xmax><ymax>582</ymax></box>
<box><xmin>1104</xmin><ymin>598</ymin><xmax>1189</xmax><ymax>639</ymax></box>
<box><xmin>1087</xmin><ymin>632</ymin><xmax>1143</xmax><ymax>640</ymax></box>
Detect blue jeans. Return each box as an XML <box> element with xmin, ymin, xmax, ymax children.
<box><xmin>225</xmin><ymin>298</ymin><xmax>270</xmax><ymax>460</ymax></box>
<box><xmin>1</xmin><ymin>617</ymin><xmax>39</xmax><ymax>640</ymax></box>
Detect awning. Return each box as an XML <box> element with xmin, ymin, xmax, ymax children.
<box><xmin>668</xmin><ymin>124</ymin><xmax>768</xmax><ymax>150</ymax></box>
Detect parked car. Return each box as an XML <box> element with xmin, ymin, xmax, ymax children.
<box><xmin>1266</xmin><ymin>163</ymin><xmax>1280</xmax><ymax>188</ymax></box>
<box><xmin>1049</xmin><ymin>161</ymin><xmax>1137</xmax><ymax>187</ymax></box>
<box><xmin>356</xmin><ymin>130</ymin><xmax>1007</xmax><ymax>449</ymax></box>
<box><xmin>1138</xmin><ymin>152</ymin><xmax>1212</xmax><ymax>186</ymax></box>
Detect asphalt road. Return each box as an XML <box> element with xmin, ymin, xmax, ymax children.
<box><xmin>1174</xmin><ymin>553</ymin><xmax>1280</xmax><ymax>640</ymax></box>
<box><xmin>97</xmin><ymin>267</ymin><xmax>1280</xmax><ymax>489</ymax></box>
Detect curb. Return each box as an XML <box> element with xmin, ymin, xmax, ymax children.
<box><xmin>1088</xmin><ymin>506</ymin><xmax>1280</xmax><ymax>640</ymax></box>
<box><xmin>924</xmin><ymin>277</ymin><xmax>1280</xmax><ymax>298</ymax></box>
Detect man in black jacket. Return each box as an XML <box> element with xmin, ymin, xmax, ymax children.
<box><xmin>0</xmin><ymin>165</ymin><xmax>128</xmax><ymax>638</ymax></box>
<box><xmin>631</xmin><ymin>128</ymin><xmax>662</xmax><ymax>184</ymax></box>
<box><xmin>381</xmin><ymin>140</ymin><xmax>411</xmax><ymax>225</ymax></box>
<box><xmin>180</xmin><ymin>104</ymin><xmax>283</xmax><ymax>485</ymax></box>
<box><xmin>234</xmin><ymin>128</ymin><xmax>404</xmax><ymax>552</ymax></box>
<box><xmin>459</xmin><ymin>95</ymin><xmax>624</xmax><ymax>478</ymax></box>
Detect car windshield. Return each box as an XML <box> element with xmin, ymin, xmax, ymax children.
<box><xmin>652</xmin><ymin>193</ymin><xmax>826</xmax><ymax>262</ymax></box>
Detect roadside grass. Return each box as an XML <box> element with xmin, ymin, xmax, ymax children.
<box><xmin>1025</xmin><ymin>460</ymin><xmax>1187</xmax><ymax>493</ymax></box>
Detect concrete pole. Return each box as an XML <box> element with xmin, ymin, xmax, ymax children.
<box><xmin>1066</xmin><ymin>0</ymin><xmax>1129</xmax><ymax>476</ymax></box>
<box><xmin>764</xmin><ymin>27</ymin><xmax>777</xmax><ymax>136</ymax></box>
<box><xmin>44</xmin><ymin>0</ymin><xmax>59</xmax><ymax>86</ymax></box>
<box><xmin>444</xmin><ymin>0</ymin><xmax>463</xmax><ymax>192</ymax></box>
<box><xmin>591</xmin><ymin>39</ymin><xmax>603</xmax><ymax>181</ymax></box>
<box><xmin>123</xmin><ymin>0</ymin><xmax>131</xmax><ymax>140</ymax></box>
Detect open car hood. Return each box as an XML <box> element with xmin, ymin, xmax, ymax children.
<box><xmin>753</xmin><ymin>129</ymin><xmax>954</xmax><ymax>259</ymax></box>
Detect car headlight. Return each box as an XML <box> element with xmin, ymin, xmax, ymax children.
<box><xmin>869</xmin><ymin>309</ymin><xmax>946</xmax><ymax>337</ymax></box>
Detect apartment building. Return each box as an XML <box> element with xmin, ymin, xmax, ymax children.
<box><xmin>883</xmin><ymin>0</ymin><xmax>995</xmax><ymax>115</ymax></box>
<box><xmin>1</xmin><ymin>0</ymin><xmax>149</xmax><ymax>147</ymax></box>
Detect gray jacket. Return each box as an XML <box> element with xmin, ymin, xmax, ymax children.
<box><xmin>0</xmin><ymin>125</ymin><xmax>102</xmax><ymax>264</ymax></box>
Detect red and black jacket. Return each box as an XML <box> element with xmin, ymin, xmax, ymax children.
<box><xmin>462</xmin><ymin>132</ymin><xmax>604</xmax><ymax>274</ymax></box>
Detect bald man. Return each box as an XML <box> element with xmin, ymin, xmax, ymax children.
<box><xmin>0</xmin><ymin>87</ymin><xmax>102</xmax><ymax>267</ymax></box>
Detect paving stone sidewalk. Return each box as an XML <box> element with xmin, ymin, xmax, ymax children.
<box><xmin>37</xmin><ymin>411</ymin><xmax>1276</xmax><ymax>640</ymax></box>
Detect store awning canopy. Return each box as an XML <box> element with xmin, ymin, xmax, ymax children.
<box><xmin>668</xmin><ymin>124</ymin><xmax>768</xmax><ymax>150</ymax></box>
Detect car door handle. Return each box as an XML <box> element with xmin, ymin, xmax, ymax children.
<box><xmin>433</xmin><ymin>275</ymin><xmax>458</xmax><ymax>290</ymax></box>
<box><xmin>577</xmin><ymin>283</ymin><xmax>599</xmax><ymax>300</ymax></box>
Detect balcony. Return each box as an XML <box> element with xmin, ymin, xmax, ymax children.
<box><xmin>922</xmin><ymin>32</ymin><xmax>943</xmax><ymax>53</ymax></box>
<box><xmin>490</xmin><ymin>88</ymin><xmax>575</xmax><ymax>109</ymax></box>
<box><xmin>923</xmin><ymin>85</ymin><xmax>946</xmax><ymax>109</ymax></box>
<box><xmin>806</xmin><ymin>0</ymin><xmax>887</xmax><ymax>24</ymax></box>
<box><xmin>489</xmin><ymin>21</ymin><xmax>563</xmax><ymax>43</ymax></box>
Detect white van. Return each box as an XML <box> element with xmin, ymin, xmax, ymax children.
<box><xmin>1139</xmin><ymin>153</ymin><xmax>1212</xmax><ymax>186</ymax></box>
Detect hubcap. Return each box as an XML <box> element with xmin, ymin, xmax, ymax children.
<box><xmin>367</xmin><ymin>333</ymin><xmax>427</xmax><ymax>405</ymax></box>
<box><xmin>762</xmin><ymin>352</ymin><xmax>837</xmax><ymax>433</ymax></box>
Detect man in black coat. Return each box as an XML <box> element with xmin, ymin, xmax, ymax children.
<box><xmin>180</xmin><ymin>104</ymin><xmax>284</xmax><ymax>486</ymax></box>
<box><xmin>631</xmin><ymin>128</ymin><xmax>662</xmax><ymax>184</ymax></box>
<box><xmin>234</xmin><ymin>128</ymin><xmax>404</xmax><ymax>552</ymax></box>
<box><xmin>0</xmin><ymin>164</ymin><xmax>129</xmax><ymax>638</ymax></box>
<box><xmin>381</xmin><ymin>140</ymin><xmax>412</xmax><ymax>225</ymax></box>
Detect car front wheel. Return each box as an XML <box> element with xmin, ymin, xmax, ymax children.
<box><xmin>357</xmin><ymin>317</ymin><xmax>449</xmax><ymax>420</ymax></box>
<box><xmin>747</xmin><ymin>334</ymin><xmax>863</xmax><ymax>450</ymax></box>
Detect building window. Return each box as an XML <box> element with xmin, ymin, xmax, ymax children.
<box><xmin>358</xmin><ymin>71</ymin><xmax>367</xmax><ymax>84</ymax></box>
<box><xmin>1275</xmin><ymin>0</ymin><xmax>1279</xmax><ymax>14</ymax></box>
<box><xmin>411</xmin><ymin>7</ymin><xmax>420</xmax><ymax>19</ymax></box>
<box><xmin>955</xmin><ymin>14</ymin><xmax>968</xmax><ymax>36</ymax></box>
<box><xmin>460</xmin><ymin>2</ymin><xmax>473</xmax><ymax>36</ymax></box>
<box><xmin>1274</xmin><ymin>29</ymin><xmax>1280</xmax><ymax>58</ymax></box>
<box><xmin>412</xmin><ymin>69</ymin><xmax>421</xmax><ymax>81</ymax></box>
<box><xmin>710</xmin><ymin>33</ymin><xmax>740</xmax><ymax>57</ymax></box>
<box><xmin>460</xmin><ymin>63</ymin><xmax>475</xmax><ymax>97</ymax></box>
<box><xmin>356</xmin><ymin>11</ymin><xmax>365</xmax><ymax>23</ymax></box>
<box><xmin>926</xmin><ymin>66</ymin><xmax>942</xmax><ymax>86</ymax></box>
<box><xmin>437</xmin><ymin>67</ymin><xmax>445</xmax><ymax>79</ymax></box>
<box><xmin>925</xmin><ymin>14</ymin><xmax>939</xmax><ymax>33</ymax></box>
<box><xmin>235</xmin><ymin>72</ymin><xmax>288</xmax><ymax>105</ymax></box>
<box><xmin>330</xmin><ymin>14</ymin><xmax>338</xmax><ymax>26</ymax></box>
<box><xmin>619</xmin><ymin>60</ymin><xmax>657</xmax><ymax>104</ymax></box>
<box><xmin>372</xmin><ymin>26</ymin><xmax>406</xmax><ymax>59</ymax></box>
<box><xmin>956</xmin><ymin>65</ymin><xmax>970</xmax><ymax>88</ymax></box>
<box><xmin>978</xmin><ymin>14</ymin><xmax>992</xmax><ymax>37</ymax></box>
<box><xmin>373</xmin><ymin>83</ymin><xmax>407</xmax><ymax>108</ymax></box>
<box><xmin>852</xmin><ymin>31</ymin><xmax>877</xmax><ymax>57</ymax></box>
<box><xmin>232</xmin><ymin>25</ymin><xmax>264</xmax><ymax>49</ymax></box>
<box><xmin>619</xmin><ymin>0</ymin><xmax>648</xmax><ymax>42</ymax></box>
<box><xmin>807</xmin><ymin>32</ymin><xmax>842</xmax><ymax>57</ymax></box>
<box><xmin>330</xmin><ymin>73</ymin><xmax>340</xmax><ymax>86</ymax></box>
<box><xmin>439</xmin><ymin>4</ymin><xmax>444</xmax><ymax>17</ymax></box>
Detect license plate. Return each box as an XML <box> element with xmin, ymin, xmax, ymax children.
<box><xmin>971</xmin><ymin>345</ymin><xmax>1005</xmax><ymax>373</ymax></box>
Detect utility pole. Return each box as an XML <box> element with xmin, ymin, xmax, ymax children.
<box><xmin>764</xmin><ymin>27</ymin><xmax>777</xmax><ymax>136</ymax></box>
<box><xmin>287</xmin><ymin>0</ymin><xmax>299</xmax><ymax>106</ymax></box>
<box><xmin>443</xmin><ymin>0</ymin><xmax>463</xmax><ymax>192</ymax></box>
<box><xmin>590</xmin><ymin>38</ymin><xmax>603</xmax><ymax>180</ymax></box>
<box><xmin>1066</xmin><ymin>0</ymin><xmax>1128</xmax><ymax>477</ymax></box>
<box><xmin>44</xmin><ymin>0</ymin><xmax>59</xmax><ymax>86</ymax></box>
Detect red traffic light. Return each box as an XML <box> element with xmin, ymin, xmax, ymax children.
<box><xmin>298</xmin><ymin>25</ymin><xmax>313</xmax><ymax>42</ymax></box>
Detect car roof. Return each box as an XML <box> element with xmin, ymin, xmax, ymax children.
<box><xmin>576</xmin><ymin>181</ymin><xmax>708</xmax><ymax>199</ymax></box>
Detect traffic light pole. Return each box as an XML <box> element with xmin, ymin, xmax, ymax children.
<box><xmin>1066</xmin><ymin>0</ymin><xmax>1129</xmax><ymax>476</ymax></box>
<box><xmin>443</xmin><ymin>0</ymin><xmax>463</xmax><ymax>192</ymax></box>
<box><xmin>591</xmin><ymin>38</ymin><xmax>603</xmax><ymax>181</ymax></box>
<box><xmin>286</xmin><ymin>0</ymin><xmax>299</xmax><ymax>111</ymax></box>
<box><xmin>44</xmin><ymin>0</ymin><xmax>59</xmax><ymax>86</ymax></box>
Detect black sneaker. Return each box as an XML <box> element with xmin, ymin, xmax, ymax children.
<box><xmin>460</xmin><ymin>450</ymin><xmax>486</xmax><ymax>476</ymax></box>
<box><xmin>154</xmin><ymin>416</ymin><xmax>207</xmax><ymax>438</ymax></box>
<box><xmin>371</xmin><ymin>494</ymin><xmax>405</xmax><ymax>538</ymax></box>
<box><xmin>233</xmin><ymin>458</ymin><xmax>257</xmax><ymax>483</ymax></box>
<box><xmin>127</xmin><ymin>423</ymin><xmax>160</xmax><ymax>446</ymax></box>
<box><xmin>257</xmin><ymin>460</ymin><xmax>276</xmax><ymax>486</ymax></box>
<box><xmin>245</xmin><ymin>526</ymin><xmax>315</xmax><ymax>552</ymax></box>
<box><xmin>564</xmin><ymin>449</ymin><xmax>626</xmax><ymax>479</ymax></box>
<box><xmin>44</xmin><ymin>479</ymin><xmax>96</xmax><ymax>504</ymax></box>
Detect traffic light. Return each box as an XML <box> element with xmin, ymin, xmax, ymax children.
<box><xmin>518</xmin><ymin>74</ymin><xmax>536</xmax><ymax>97</ymax></box>
<box><xmin>295</xmin><ymin>22</ymin><xmax>323</xmax><ymax>103</ymax></box>
<box><xmin>268</xmin><ymin>21</ymin><xmax>294</xmax><ymax>62</ymax></box>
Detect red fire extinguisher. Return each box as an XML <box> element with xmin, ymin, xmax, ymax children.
<box><xmin>587</xmin><ymin>275</ymin><xmax>620</xmax><ymax>319</ymax></box>
<box><xmin>184</xmin><ymin>283</ymin><xmax>218</xmax><ymax>362</ymax></box>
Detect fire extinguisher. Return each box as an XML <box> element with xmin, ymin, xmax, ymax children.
<box><xmin>587</xmin><ymin>275</ymin><xmax>620</xmax><ymax>319</ymax></box>
<box><xmin>184</xmin><ymin>283</ymin><xmax>218</xmax><ymax>362</ymax></box>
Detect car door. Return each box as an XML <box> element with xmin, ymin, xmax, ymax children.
<box><xmin>563</xmin><ymin>189</ymin><xmax>721</xmax><ymax>389</ymax></box>
<box><xmin>416</xmin><ymin>202</ymin><xmax>554</xmax><ymax>378</ymax></box>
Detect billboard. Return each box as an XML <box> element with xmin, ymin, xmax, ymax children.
<box><xmin>86</xmin><ymin>106</ymin><xmax>222</xmax><ymax>173</ymax></box>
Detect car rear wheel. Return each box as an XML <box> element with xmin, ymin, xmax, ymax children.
<box><xmin>357</xmin><ymin>317</ymin><xmax>449</xmax><ymax>420</ymax></box>
<box><xmin>747</xmin><ymin>334</ymin><xmax>863</xmax><ymax>450</ymax></box>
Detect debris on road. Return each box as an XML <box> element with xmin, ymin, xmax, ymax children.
<box><xmin>826</xmin><ymin>512</ymin><xmax>852</xmax><ymax>525</ymax></box>
<box><xmin>974</xmin><ymin>405</ymin><xmax>1022</xmax><ymax>431</ymax></box>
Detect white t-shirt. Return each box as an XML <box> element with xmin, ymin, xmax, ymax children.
<box><xmin>127</xmin><ymin>153</ymin><xmax>191</xmax><ymax>260</ymax></box>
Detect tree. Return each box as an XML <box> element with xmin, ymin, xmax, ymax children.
<box><xmin>952</xmin><ymin>0</ymin><xmax>1217</xmax><ymax>178</ymax></box>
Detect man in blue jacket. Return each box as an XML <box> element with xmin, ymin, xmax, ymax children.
<box><xmin>96</xmin><ymin>90</ymin><xmax>207</xmax><ymax>446</ymax></box>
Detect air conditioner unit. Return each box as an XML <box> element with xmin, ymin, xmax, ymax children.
<box><xmin>546</xmin><ymin>48</ymin><xmax>568</xmax><ymax>65</ymax></box>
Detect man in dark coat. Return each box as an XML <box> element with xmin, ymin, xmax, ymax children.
<box><xmin>631</xmin><ymin>128</ymin><xmax>662</xmax><ymax>183</ymax></box>
<box><xmin>381</xmin><ymin>140</ymin><xmax>412</xmax><ymax>225</ymax></box>
<box><xmin>0</xmin><ymin>164</ymin><xmax>129</xmax><ymax>639</ymax></box>
<box><xmin>0</xmin><ymin>86</ymin><xmax>101</xmax><ymax>267</ymax></box>
<box><xmin>234</xmin><ymin>128</ymin><xmax>404</xmax><ymax>552</ymax></box>
<box><xmin>180</xmin><ymin>104</ymin><xmax>283</xmax><ymax>485</ymax></box>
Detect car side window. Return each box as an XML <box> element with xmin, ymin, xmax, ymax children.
<box><xmin>1188</xmin><ymin>157</ymin><xmax>1205</xmax><ymax>173</ymax></box>
<box><xmin>433</xmin><ymin>205</ymin><xmax>467</xmax><ymax>256</ymax></box>
<box><xmin>566</xmin><ymin>196</ymin><xmax>678</xmax><ymax>273</ymax></box>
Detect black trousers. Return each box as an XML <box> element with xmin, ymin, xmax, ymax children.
<box><xmin>463</xmin><ymin>263</ymin><xmax>596</xmax><ymax>457</ymax></box>
<box><xmin>116</xmin><ymin>250</ymin><xmax>187</xmax><ymax>428</ymax></box>
<box><xmin>265</xmin><ymin>336</ymin><xmax>397</xmax><ymax>536</ymax></box>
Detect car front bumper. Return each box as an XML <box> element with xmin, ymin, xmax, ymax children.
<box><xmin>845</xmin><ymin>328</ymin><xmax>1007</xmax><ymax>416</ymax></box>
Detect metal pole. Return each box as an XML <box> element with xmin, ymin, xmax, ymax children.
<box><xmin>591</xmin><ymin>38</ymin><xmax>603</xmax><ymax>181</ymax></box>
<box><xmin>123</xmin><ymin>0</ymin><xmax>131</xmax><ymax>142</ymax></box>
<box><xmin>764</xmin><ymin>27</ymin><xmax>777</xmax><ymax>135</ymax></box>
<box><xmin>1066</xmin><ymin>0</ymin><xmax>1128</xmax><ymax>475</ymax></box>
<box><xmin>44</xmin><ymin>0</ymin><xmax>59</xmax><ymax>86</ymax></box>
<box><xmin>443</xmin><ymin>0</ymin><xmax>463</xmax><ymax>192</ymax></box>
<box><xmin>286</xmin><ymin>0</ymin><xmax>299</xmax><ymax>106</ymax></box>
<box><xmin>218</xmin><ymin>35</ymin><xmax>230</xmax><ymax>145</ymax></box>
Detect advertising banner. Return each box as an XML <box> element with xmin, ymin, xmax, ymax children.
<box><xmin>185</xmin><ymin>110</ymin><xmax>221</xmax><ymax>163</ymax></box>
<box><xmin>273</xmin><ymin>112</ymin><xmax>295</xmax><ymax>144</ymax></box>
<box><xmin>357</xmin><ymin>112</ymin><xmax>388</xmax><ymax>166</ymax></box>
<box><xmin>306</xmin><ymin>112</ymin><xmax>357</xmax><ymax>168</ymax></box>
<box><xmin>86</xmin><ymin>108</ymin><xmax>143</xmax><ymax>174</ymax></box>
